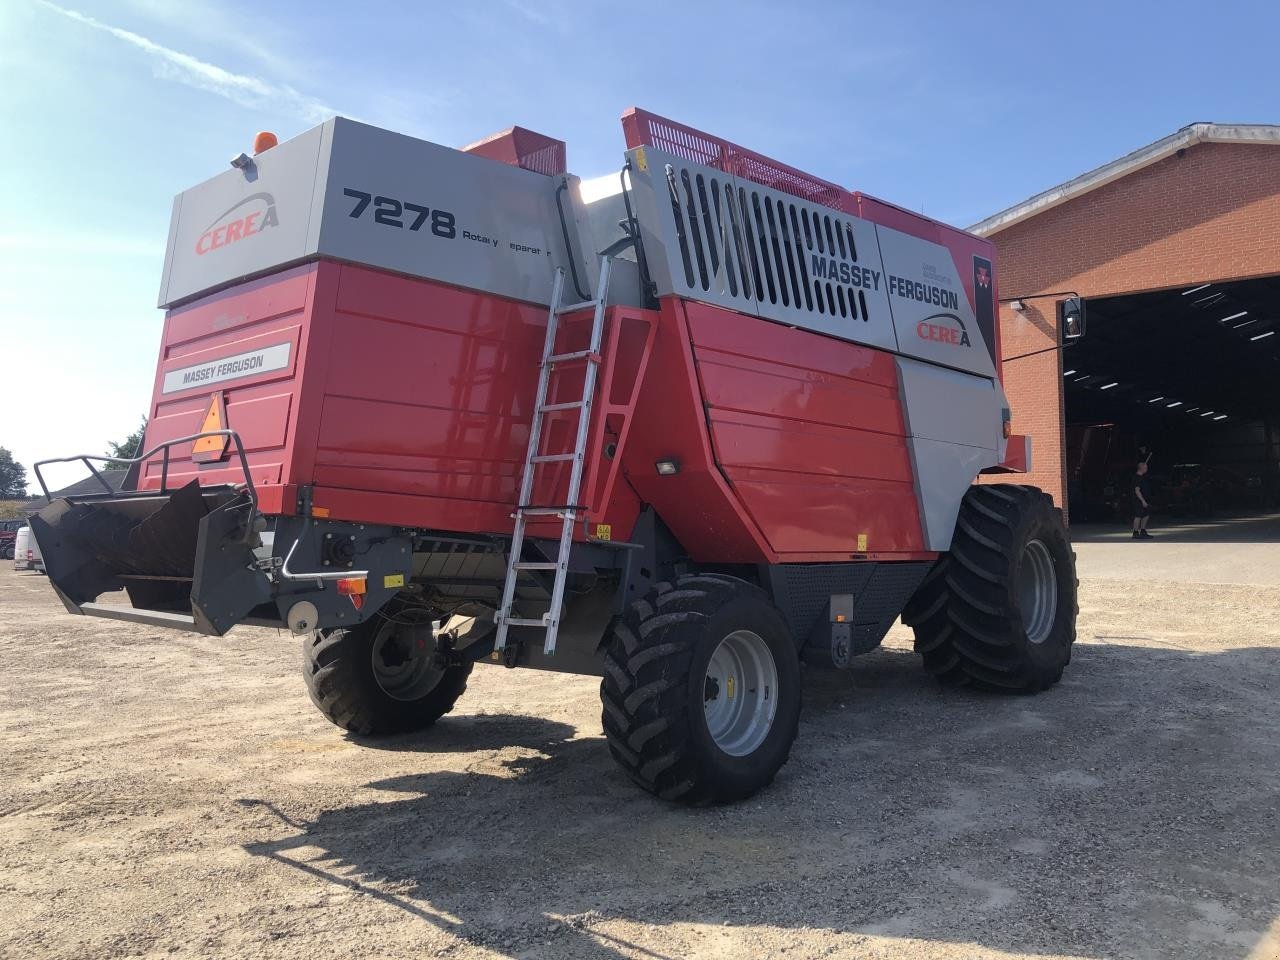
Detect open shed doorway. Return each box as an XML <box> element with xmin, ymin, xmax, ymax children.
<box><xmin>1063</xmin><ymin>275</ymin><xmax>1280</xmax><ymax>541</ymax></box>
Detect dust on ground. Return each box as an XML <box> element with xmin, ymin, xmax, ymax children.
<box><xmin>2</xmin><ymin>564</ymin><xmax>1278</xmax><ymax>960</ymax></box>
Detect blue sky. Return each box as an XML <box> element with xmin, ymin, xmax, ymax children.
<box><xmin>2</xmin><ymin>0</ymin><xmax>1277</xmax><ymax>490</ymax></box>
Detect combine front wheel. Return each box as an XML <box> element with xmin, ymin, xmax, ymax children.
<box><xmin>304</xmin><ymin>607</ymin><xmax>472</xmax><ymax>735</ymax></box>
<box><xmin>600</xmin><ymin>575</ymin><xmax>801</xmax><ymax>805</ymax></box>
<box><xmin>903</xmin><ymin>484</ymin><xmax>1077</xmax><ymax>692</ymax></box>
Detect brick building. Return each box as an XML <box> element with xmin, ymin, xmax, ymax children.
<box><xmin>971</xmin><ymin>123</ymin><xmax>1280</xmax><ymax>520</ymax></box>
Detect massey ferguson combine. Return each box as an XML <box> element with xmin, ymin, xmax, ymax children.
<box><xmin>33</xmin><ymin>110</ymin><xmax>1077</xmax><ymax>804</ymax></box>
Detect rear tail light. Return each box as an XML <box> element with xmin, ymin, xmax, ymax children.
<box><xmin>336</xmin><ymin>576</ymin><xmax>367</xmax><ymax>611</ymax></box>
<box><xmin>26</xmin><ymin>550</ymin><xmax>33</xmax><ymax>560</ymax></box>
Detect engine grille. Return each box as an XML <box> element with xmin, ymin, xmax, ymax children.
<box><xmin>660</xmin><ymin>160</ymin><xmax>884</xmax><ymax>335</ymax></box>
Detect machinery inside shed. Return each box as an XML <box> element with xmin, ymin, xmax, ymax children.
<box><xmin>1063</xmin><ymin>276</ymin><xmax>1280</xmax><ymax>526</ymax></box>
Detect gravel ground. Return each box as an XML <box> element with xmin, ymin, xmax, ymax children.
<box><xmin>2</xmin><ymin>563</ymin><xmax>1279</xmax><ymax>960</ymax></box>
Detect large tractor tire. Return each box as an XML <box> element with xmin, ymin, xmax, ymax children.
<box><xmin>903</xmin><ymin>484</ymin><xmax>1077</xmax><ymax>693</ymax></box>
<box><xmin>600</xmin><ymin>574</ymin><xmax>802</xmax><ymax>805</ymax></box>
<box><xmin>304</xmin><ymin>608</ymin><xmax>472</xmax><ymax>736</ymax></box>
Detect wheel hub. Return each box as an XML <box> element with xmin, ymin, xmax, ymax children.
<box><xmin>703</xmin><ymin>629</ymin><xmax>778</xmax><ymax>757</ymax></box>
<box><xmin>370</xmin><ymin>612</ymin><xmax>447</xmax><ymax>702</ymax></box>
<box><xmin>1017</xmin><ymin>538</ymin><xmax>1059</xmax><ymax>644</ymax></box>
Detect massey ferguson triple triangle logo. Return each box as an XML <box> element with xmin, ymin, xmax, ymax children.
<box><xmin>195</xmin><ymin>192</ymin><xmax>279</xmax><ymax>256</ymax></box>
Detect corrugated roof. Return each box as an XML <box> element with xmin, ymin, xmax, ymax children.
<box><xmin>970</xmin><ymin>123</ymin><xmax>1280</xmax><ymax>237</ymax></box>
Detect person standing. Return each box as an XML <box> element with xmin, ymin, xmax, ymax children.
<box><xmin>1132</xmin><ymin>461</ymin><xmax>1153</xmax><ymax>539</ymax></box>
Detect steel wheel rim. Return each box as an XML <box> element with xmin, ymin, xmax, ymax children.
<box><xmin>703</xmin><ymin>629</ymin><xmax>778</xmax><ymax>757</ymax></box>
<box><xmin>370</xmin><ymin>612</ymin><xmax>445</xmax><ymax>702</ymax></box>
<box><xmin>1017</xmin><ymin>539</ymin><xmax>1059</xmax><ymax>644</ymax></box>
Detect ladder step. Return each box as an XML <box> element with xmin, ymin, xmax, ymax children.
<box><xmin>538</xmin><ymin>400</ymin><xmax>587</xmax><ymax>412</ymax></box>
<box><xmin>546</xmin><ymin>350</ymin><xmax>601</xmax><ymax>365</ymax></box>
<box><xmin>494</xmin><ymin>257</ymin><xmax>615</xmax><ymax>659</ymax></box>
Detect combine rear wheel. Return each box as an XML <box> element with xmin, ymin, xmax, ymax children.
<box><xmin>903</xmin><ymin>484</ymin><xmax>1077</xmax><ymax>692</ymax></box>
<box><xmin>304</xmin><ymin>607</ymin><xmax>472</xmax><ymax>735</ymax></box>
<box><xmin>600</xmin><ymin>575</ymin><xmax>801</xmax><ymax>805</ymax></box>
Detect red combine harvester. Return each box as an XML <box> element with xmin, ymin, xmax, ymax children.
<box><xmin>33</xmin><ymin>110</ymin><xmax>1077</xmax><ymax>804</ymax></box>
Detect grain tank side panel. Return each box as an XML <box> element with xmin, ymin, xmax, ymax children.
<box><xmin>298</xmin><ymin>264</ymin><xmax>649</xmax><ymax>538</ymax></box>
<box><xmin>140</xmin><ymin>263</ymin><xmax>322</xmax><ymax>512</ymax></box>
<box><xmin>683</xmin><ymin>301</ymin><xmax>927</xmax><ymax>558</ymax></box>
<box><xmin>621</xmin><ymin>299</ymin><xmax>776</xmax><ymax>564</ymax></box>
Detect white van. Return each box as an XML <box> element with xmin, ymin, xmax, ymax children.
<box><xmin>13</xmin><ymin>525</ymin><xmax>44</xmax><ymax>573</ymax></box>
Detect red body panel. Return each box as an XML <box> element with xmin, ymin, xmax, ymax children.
<box><xmin>143</xmin><ymin>261</ymin><xmax>934</xmax><ymax>562</ymax></box>
<box><xmin>623</xmin><ymin>299</ymin><xmax>932</xmax><ymax>563</ymax></box>
<box><xmin>460</xmin><ymin>126</ymin><xmax>567</xmax><ymax>177</ymax></box>
<box><xmin>142</xmin><ymin>262</ymin><xmax>654</xmax><ymax>540</ymax></box>
<box><xmin>985</xmin><ymin>434</ymin><xmax>1031</xmax><ymax>474</ymax></box>
<box><xmin>685</xmin><ymin>302</ymin><xmax>925</xmax><ymax>557</ymax></box>
<box><xmin>146</xmin><ymin>264</ymin><xmax>317</xmax><ymax>495</ymax></box>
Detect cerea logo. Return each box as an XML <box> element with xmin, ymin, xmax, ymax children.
<box><xmin>916</xmin><ymin>312</ymin><xmax>972</xmax><ymax>348</ymax></box>
<box><xmin>195</xmin><ymin>192</ymin><xmax>279</xmax><ymax>256</ymax></box>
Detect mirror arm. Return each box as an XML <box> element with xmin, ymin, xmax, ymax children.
<box><xmin>997</xmin><ymin>290</ymin><xmax>1085</xmax><ymax>365</ymax></box>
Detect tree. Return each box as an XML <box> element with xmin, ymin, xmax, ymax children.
<box><xmin>107</xmin><ymin>418</ymin><xmax>148</xmax><ymax>462</ymax></box>
<box><xmin>0</xmin><ymin>447</ymin><xmax>27</xmax><ymax>498</ymax></box>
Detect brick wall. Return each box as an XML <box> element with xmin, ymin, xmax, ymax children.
<box><xmin>985</xmin><ymin>141</ymin><xmax>1280</xmax><ymax>513</ymax></box>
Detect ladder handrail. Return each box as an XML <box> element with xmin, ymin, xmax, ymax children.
<box><xmin>493</xmin><ymin>257</ymin><xmax>613</xmax><ymax>656</ymax></box>
<box><xmin>492</xmin><ymin>269</ymin><xmax>565</xmax><ymax>651</ymax></box>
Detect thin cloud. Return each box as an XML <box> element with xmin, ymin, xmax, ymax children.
<box><xmin>117</xmin><ymin>0</ymin><xmax>305</xmax><ymax>80</ymax></box>
<box><xmin>35</xmin><ymin>0</ymin><xmax>339</xmax><ymax>124</ymax></box>
<box><xmin>499</xmin><ymin>0</ymin><xmax>570</xmax><ymax>33</ymax></box>
<box><xmin>501</xmin><ymin>0</ymin><xmax>553</xmax><ymax>25</ymax></box>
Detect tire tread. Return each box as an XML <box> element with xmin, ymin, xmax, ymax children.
<box><xmin>903</xmin><ymin>484</ymin><xmax>1078</xmax><ymax>693</ymax></box>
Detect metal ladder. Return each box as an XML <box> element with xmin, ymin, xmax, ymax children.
<box><xmin>494</xmin><ymin>257</ymin><xmax>612</xmax><ymax>656</ymax></box>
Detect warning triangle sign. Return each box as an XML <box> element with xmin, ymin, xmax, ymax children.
<box><xmin>192</xmin><ymin>391</ymin><xmax>230</xmax><ymax>463</ymax></box>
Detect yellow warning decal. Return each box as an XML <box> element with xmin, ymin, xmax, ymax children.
<box><xmin>383</xmin><ymin>573</ymin><xmax>406</xmax><ymax>589</ymax></box>
<box><xmin>857</xmin><ymin>533</ymin><xmax>868</xmax><ymax>552</ymax></box>
<box><xmin>594</xmin><ymin>523</ymin><xmax>613</xmax><ymax>541</ymax></box>
<box><xmin>727</xmin><ymin>675</ymin><xmax>736</xmax><ymax>699</ymax></box>
<box><xmin>635</xmin><ymin>147</ymin><xmax>648</xmax><ymax>172</ymax></box>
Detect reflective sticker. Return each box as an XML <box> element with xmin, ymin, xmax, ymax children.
<box><xmin>191</xmin><ymin>392</ymin><xmax>229</xmax><ymax>463</ymax></box>
<box><xmin>384</xmin><ymin>573</ymin><xmax>406</xmax><ymax>589</ymax></box>
<box><xmin>857</xmin><ymin>533</ymin><xmax>868</xmax><ymax>552</ymax></box>
<box><xmin>594</xmin><ymin>523</ymin><xmax>612</xmax><ymax>541</ymax></box>
<box><xmin>727</xmin><ymin>675</ymin><xmax>735</xmax><ymax>700</ymax></box>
